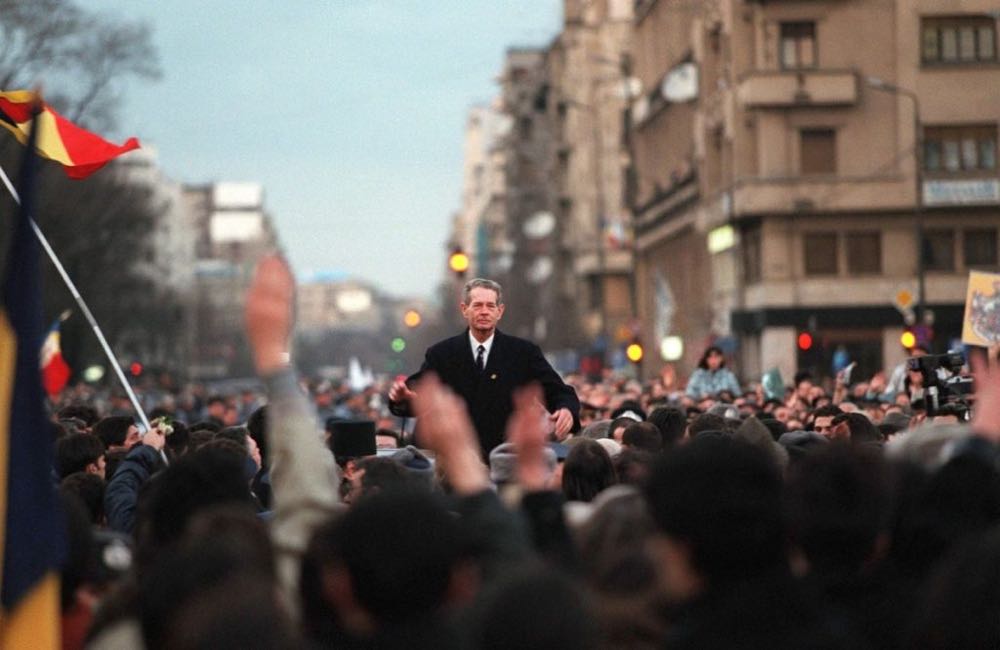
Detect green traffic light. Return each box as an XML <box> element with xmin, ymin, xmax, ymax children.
<box><xmin>391</xmin><ymin>337</ymin><xmax>406</xmax><ymax>353</ymax></box>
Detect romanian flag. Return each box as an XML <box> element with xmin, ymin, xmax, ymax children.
<box><xmin>0</xmin><ymin>89</ymin><xmax>140</xmax><ymax>179</ymax></box>
<box><xmin>40</xmin><ymin>314</ymin><xmax>71</xmax><ymax>399</ymax></box>
<box><xmin>0</xmin><ymin>99</ymin><xmax>64</xmax><ymax>649</ymax></box>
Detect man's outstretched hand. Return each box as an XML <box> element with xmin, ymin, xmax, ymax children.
<box><xmin>246</xmin><ymin>254</ymin><xmax>295</xmax><ymax>374</ymax></box>
<box><xmin>549</xmin><ymin>407</ymin><xmax>574</xmax><ymax>439</ymax></box>
<box><xmin>388</xmin><ymin>378</ymin><xmax>416</xmax><ymax>405</ymax></box>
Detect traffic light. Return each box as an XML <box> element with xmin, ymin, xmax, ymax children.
<box><xmin>900</xmin><ymin>328</ymin><xmax>916</xmax><ymax>349</ymax></box>
<box><xmin>797</xmin><ymin>332</ymin><xmax>813</xmax><ymax>351</ymax></box>
<box><xmin>403</xmin><ymin>309</ymin><xmax>421</xmax><ymax>328</ymax></box>
<box><xmin>626</xmin><ymin>341</ymin><xmax>644</xmax><ymax>364</ymax></box>
<box><xmin>129</xmin><ymin>361</ymin><xmax>143</xmax><ymax>377</ymax></box>
<box><xmin>448</xmin><ymin>247</ymin><xmax>470</xmax><ymax>277</ymax></box>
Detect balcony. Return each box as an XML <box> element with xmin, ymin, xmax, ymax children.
<box><xmin>738</xmin><ymin>69</ymin><xmax>857</xmax><ymax>109</ymax></box>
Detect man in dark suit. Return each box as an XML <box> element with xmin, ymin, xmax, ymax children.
<box><xmin>389</xmin><ymin>278</ymin><xmax>580</xmax><ymax>456</ymax></box>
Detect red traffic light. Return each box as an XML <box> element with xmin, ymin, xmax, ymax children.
<box><xmin>129</xmin><ymin>362</ymin><xmax>143</xmax><ymax>377</ymax></box>
<box><xmin>797</xmin><ymin>332</ymin><xmax>813</xmax><ymax>351</ymax></box>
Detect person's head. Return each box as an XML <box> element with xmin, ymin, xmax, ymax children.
<box><xmin>784</xmin><ymin>444</ymin><xmax>888</xmax><ymax>576</ymax></box>
<box><xmin>698</xmin><ymin>346</ymin><xmax>725</xmax><ymax>371</ymax></box>
<box><xmin>608</xmin><ymin>416</ymin><xmax>638</xmax><ymax>443</ymax></box>
<box><xmin>647</xmin><ymin>407</ymin><xmax>686</xmax><ymax>448</ymax></box>
<box><xmin>57</xmin><ymin>403</ymin><xmax>99</xmax><ymax>429</ymax></box>
<box><xmin>687</xmin><ymin>412</ymin><xmax>727</xmax><ymax>438</ymax></box>
<box><xmin>55</xmin><ymin>433</ymin><xmax>107</xmax><ymax>480</ymax></box>
<box><xmin>93</xmin><ymin>415</ymin><xmax>140</xmax><ymax>451</ymax></box>
<box><xmin>461</xmin><ymin>278</ymin><xmax>505</xmax><ymax>340</ymax></box>
<box><xmin>810</xmin><ymin>404</ymin><xmax>844</xmax><ymax>438</ymax></box>
<box><xmin>245</xmin><ymin>405</ymin><xmax>268</xmax><ymax>468</ymax></box>
<box><xmin>205</xmin><ymin>395</ymin><xmax>227</xmax><ymax>419</ymax></box>
<box><xmin>621</xmin><ymin>422</ymin><xmax>662</xmax><ymax>453</ymax></box>
<box><xmin>133</xmin><ymin>446</ymin><xmax>252</xmax><ymax>571</ymax></box>
<box><xmin>474</xmin><ymin>564</ymin><xmax>597</xmax><ymax>650</ymax></box>
<box><xmin>644</xmin><ymin>437</ymin><xmax>785</xmax><ymax>598</ymax></box>
<box><xmin>794</xmin><ymin>371</ymin><xmax>814</xmax><ymax>399</ymax></box>
<box><xmin>835</xmin><ymin>412</ymin><xmax>883</xmax><ymax>445</ymax></box>
<box><xmin>60</xmin><ymin>471</ymin><xmax>106</xmax><ymax>524</ymax></box>
<box><xmin>300</xmin><ymin>491</ymin><xmax>468</xmax><ymax>640</ymax></box>
<box><xmin>374</xmin><ymin>428</ymin><xmax>400</xmax><ymax>450</ymax></box>
<box><xmin>562</xmin><ymin>439</ymin><xmax>617</xmax><ymax>503</ymax></box>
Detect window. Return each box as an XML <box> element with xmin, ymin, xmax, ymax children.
<box><xmin>965</xmin><ymin>228</ymin><xmax>998</xmax><ymax>267</ymax></box>
<box><xmin>922</xmin><ymin>16</ymin><xmax>997</xmax><ymax>64</ymax></box>
<box><xmin>518</xmin><ymin>116</ymin><xmax>533</xmax><ymax>140</ymax></box>
<box><xmin>742</xmin><ymin>226</ymin><xmax>762</xmax><ymax>284</ymax></box>
<box><xmin>800</xmin><ymin>129</ymin><xmax>837</xmax><ymax>175</ymax></box>
<box><xmin>922</xmin><ymin>229</ymin><xmax>955</xmax><ymax>271</ymax></box>
<box><xmin>924</xmin><ymin>125</ymin><xmax>998</xmax><ymax>173</ymax></box>
<box><xmin>846</xmin><ymin>232</ymin><xmax>882</xmax><ymax>274</ymax></box>
<box><xmin>780</xmin><ymin>22</ymin><xmax>817</xmax><ymax>69</ymax></box>
<box><xmin>804</xmin><ymin>232</ymin><xmax>838</xmax><ymax>275</ymax></box>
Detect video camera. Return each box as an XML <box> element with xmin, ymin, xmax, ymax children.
<box><xmin>907</xmin><ymin>352</ymin><xmax>974</xmax><ymax>418</ymax></box>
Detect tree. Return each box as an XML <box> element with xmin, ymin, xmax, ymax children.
<box><xmin>0</xmin><ymin>1</ymin><xmax>178</xmax><ymax>383</ymax></box>
<box><xmin>0</xmin><ymin>0</ymin><xmax>161</xmax><ymax>131</ymax></box>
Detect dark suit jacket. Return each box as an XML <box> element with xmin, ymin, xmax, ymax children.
<box><xmin>389</xmin><ymin>329</ymin><xmax>581</xmax><ymax>455</ymax></box>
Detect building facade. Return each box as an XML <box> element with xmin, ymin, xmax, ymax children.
<box><xmin>630</xmin><ymin>0</ymin><xmax>1000</xmax><ymax>383</ymax></box>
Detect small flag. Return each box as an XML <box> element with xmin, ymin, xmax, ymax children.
<box><xmin>40</xmin><ymin>312</ymin><xmax>71</xmax><ymax>399</ymax></box>
<box><xmin>0</xmin><ymin>95</ymin><xmax>63</xmax><ymax>649</ymax></box>
<box><xmin>0</xmin><ymin>89</ymin><xmax>140</xmax><ymax>179</ymax></box>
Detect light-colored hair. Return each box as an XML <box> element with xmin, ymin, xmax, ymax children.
<box><xmin>463</xmin><ymin>278</ymin><xmax>503</xmax><ymax>305</ymax></box>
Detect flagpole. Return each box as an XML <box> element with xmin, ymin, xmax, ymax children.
<box><xmin>0</xmin><ymin>164</ymin><xmax>151</xmax><ymax>433</ymax></box>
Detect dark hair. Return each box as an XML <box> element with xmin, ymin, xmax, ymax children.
<box><xmin>55</xmin><ymin>433</ymin><xmax>106</xmax><ymax>479</ymax></box>
<box><xmin>374</xmin><ymin>427</ymin><xmax>401</xmax><ymax>447</ymax></box>
<box><xmin>57</xmin><ymin>403</ymin><xmax>100</xmax><ymax>427</ymax></box>
<box><xmin>305</xmin><ymin>491</ymin><xmax>464</xmax><ymax>625</ymax></box>
<box><xmin>474</xmin><ymin>564</ymin><xmax>597</xmax><ymax>650</ymax></box>
<box><xmin>608</xmin><ymin>417</ymin><xmax>637</xmax><ymax>441</ymax></box>
<box><xmin>688</xmin><ymin>413</ymin><xmax>727</xmax><ymax>438</ymax></box>
<box><xmin>811</xmin><ymin>404</ymin><xmax>844</xmax><ymax>420</ymax></box>
<box><xmin>758</xmin><ymin>417</ymin><xmax>787</xmax><ymax>441</ymax></box>
<box><xmin>562</xmin><ymin>439</ymin><xmax>617</xmax><ymax>503</ymax></box>
<box><xmin>189</xmin><ymin>420</ymin><xmax>221</xmax><ymax>434</ymax></box>
<box><xmin>697</xmin><ymin>346</ymin><xmax>725</xmax><ymax>370</ymax></box>
<box><xmin>644</xmin><ymin>437</ymin><xmax>785</xmax><ymax>585</ymax></box>
<box><xmin>245</xmin><ymin>405</ymin><xmax>268</xmax><ymax>468</ymax></box>
<box><xmin>215</xmin><ymin>426</ymin><xmax>249</xmax><ymax>453</ymax></box>
<box><xmin>60</xmin><ymin>471</ymin><xmax>106</xmax><ymax>524</ymax></box>
<box><xmin>842</xmin><ymin>412</ymin><xmax>883</xmax><ymax>445</ymax></box>
<box><xmin>165</xmin><ymin>420</ymin><xmax>190</xmax><ymax>459</ymax></box>
<box><xmin>621</xmin><ymin>422</ymin><xmax>662</xmax><ymax>453</ymax></box>
<box><xmin>93</xmin><ymin>415</ymin><xmax>134</xmax><ymax>448</ymax></box>
<box><xmin>206</xmin><ymin>395</ymin><xmax>226</xmax><ymax>407</ymax></box>
<box><xmin>784</xmin><ymin>445</ymin><xmax>888</xmax><ymax>575</ymax></box>
<box><xmin>906</xmin><ymin>527</ymin><xmax>1000</xmax><ymax>649</ymax></box>
<box><xmin>353</xmin><ymin>456</ymin><xmax>425</xmax><ymax>500</ymax></box>
<box><xmin>647</xmin><ymin>407</ymin><xmax>686</xmax><ymax>448</ymax></box>
<box><xmin>134</xmin><ymin>446</ymin><xmax>253</xmax><ymax>571</ymax></box>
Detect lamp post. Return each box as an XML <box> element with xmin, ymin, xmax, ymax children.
<box><xmin>866</xmin><ymin>76</ymin><xmax>926</xmax><ymax>322</ymax></box>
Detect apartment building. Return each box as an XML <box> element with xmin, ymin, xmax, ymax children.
<box><xmin>630</xmin><ymin>0</ymin><xmax>1000</xmax><ymax>382</ymax></box>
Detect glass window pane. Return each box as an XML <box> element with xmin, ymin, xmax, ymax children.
<box><xmin>782</xmin><ymin>38</ymin><xmax>798</xmax><ymax>68</ymax></box>
<box><xmin>981</xmin><ymin>138</ymin><xmax>997</xmax><ymax>170</ymax></box>
<box><xmin>959</xmin><ymin>26</ymin><xmax>977</xmax><ymax>60</ymax></box>
<box><xmin>804</xmin><ymin>233</ymin><xmax>838</xmax><ymax>275</ymax></box>
<box><xmin>924</xmin><ymin>141</ymin><xmax>942</xmax><ymax>171</ymax></box>
<box><xmin>962</xmin><ymin>137</ymin><xmax>979</xmax><ymax>169</ymax></box>
<box><xmin>943</xmin><ymin>140</ymin><xmax>961</xmax><ymax>171</ymax></box>
<box><xmin>941</xmin><ymin>28</ymin><xmax>959</xmax><ymax>60</ymax></box>
<box><xmin>800</xmin><ymin>35</ymin><xmax>816</xmax><ymax>66</ymax></box>
<box><xmin>923</xmin><ymin>26</ymin><xmax>940</xmax><ymax>61</ymax></box>
<box><xmin>923</xmin><ymin>230</ymin><xmax>955</xmax><ymax>271</ymax></box>
<box><xmin>965</xmin><ymin>229</ymin><xmax>998</xmax><ymax>267</ymax></box>
<box><xmin>979</xmin><ymin>26</ymin><xmax>996</xmax><ymax>60</ymax></box>
<box><xmin>846</xmin><ymin>232</ymin><xmax>881</xmax><ymax>274</ymax></box>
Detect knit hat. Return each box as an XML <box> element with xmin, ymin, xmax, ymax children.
<box><xmin>488</xmin><ymin>442</ymin><xmax>557</xmax><ymax>485</ymax></box>
<box><xmin>388</xmin><ymin>445</ymin><xmax>435</xmax><ymax>484</ymax></box>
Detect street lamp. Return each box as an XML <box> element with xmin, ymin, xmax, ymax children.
<box><xmin>866</xmin><ymin>75</ymin><xmax>926</xmax><ymax>322</ymax></box>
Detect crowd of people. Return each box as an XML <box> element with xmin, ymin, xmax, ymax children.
<box><xmin>46</xmin><ymin>256</ymin><xmax>1000</xmax><ymax>649</ymax></box>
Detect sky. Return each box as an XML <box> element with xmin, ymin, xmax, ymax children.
<box><xmin>86</xmin><ymin>1</ymin><xmax>562</xmax><ymax>298</ymax></box>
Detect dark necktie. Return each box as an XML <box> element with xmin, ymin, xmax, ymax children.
<box><xmin>476</xmin><ymin>345</ymin><xmax>485</xmax><ymax>372</ymax></box>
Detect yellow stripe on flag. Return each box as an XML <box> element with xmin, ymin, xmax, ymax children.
<box><xmin>34</xmin><ymin>109</ymin><xmax>72</xmax><ymax>167</ymax></box>
<box><xmin>0</xmin><ymin>312</ymin><xmax>15</xmax><ymax>592</ymax></box>
<box><xmin>0</xmin><ymin>572</ymin><xmax>60</xmax><ymax>649</ymax></box>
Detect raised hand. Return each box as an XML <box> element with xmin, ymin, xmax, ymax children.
<box><xmin>245</xmin><ymin>254</ymin><xmax>295</xmax><ymax>374</ymax></box>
